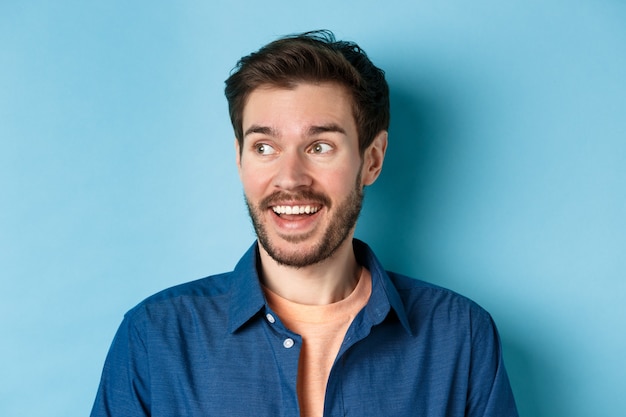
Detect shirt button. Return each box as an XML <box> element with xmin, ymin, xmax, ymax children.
<box><xmin>266</xmin><ymin>313</ymin><xmax>276</xmax><ymax>324</ymax></box>
<box><xmin>283</xmin><ymin>338</ymin><xmax>295</xmax><ymax>349</ymax></box>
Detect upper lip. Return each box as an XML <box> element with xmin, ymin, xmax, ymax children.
<box><xmin>262</xmin><ymin>191</ymin><xmax>330</xmax><ymax>211</ymax></box>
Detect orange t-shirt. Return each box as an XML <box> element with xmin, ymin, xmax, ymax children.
<box><xmin>264</xmin><ymin>268</ymin><xmax>372</xmax><ymax>417</ymax></box>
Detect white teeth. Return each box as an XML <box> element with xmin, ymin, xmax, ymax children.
<box><xmin>272</xmin><ymin>205</ymin><xmax>320</xmax><ymax>215</ymax></box>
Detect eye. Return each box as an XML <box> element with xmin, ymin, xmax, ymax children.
<box><xmin>309</xmin><ymin>142</ymin><xmax>333</xmax><ymax>154</ymax></box>
<box><xmin>254</xmin><ymin>143</ymin><xmax>276</xmax><ymax>155</ymax></box>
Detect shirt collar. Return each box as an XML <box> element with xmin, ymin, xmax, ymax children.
<box><xmin>353</xmin><ymin>239</ymin><xmax>413</xmax><ymax>336</ymax></box>
<box><xmin>227</xmin><ymin>239</ymin><xmax>413</xmax><ymax>336</ymax></box>
<box><xmin>227</xmin><ymin>243</ymin><xmax>267</xmax><ymax>333</ymax></box>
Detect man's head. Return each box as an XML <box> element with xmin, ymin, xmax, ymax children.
<box><xmin>225</xmin><ymin>30</ymin><xmax>389</xmax><ymax>155</ymax></box>
<box><xmin>226</xmin><ymin>31</ymin><xmax>389</xmax><ymax>268</ymax></box>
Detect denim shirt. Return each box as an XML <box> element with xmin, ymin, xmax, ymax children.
<box><xmin>91</xmin><ymin>240</ymin><xmax>518</xmax><ymax>417</ymax></box>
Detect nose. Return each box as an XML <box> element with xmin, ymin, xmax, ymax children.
<box><xmin>273</xmin><ymin>150</ymin><xmax>313</xmax><ymax>190</ymax></box>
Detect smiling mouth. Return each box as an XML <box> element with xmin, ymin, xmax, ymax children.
<box><xmin>271</xmin><ymin>205</ymin><xmax>321</xmax><ymax>216</ymax></box>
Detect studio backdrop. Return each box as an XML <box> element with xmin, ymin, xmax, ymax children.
<box><xmin>1</xmin><ymin>1</ymin><xmax>624</xmax><ymax>416</ymax></box>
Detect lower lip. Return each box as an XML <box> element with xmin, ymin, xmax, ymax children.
<box><xmin>270</xmin><ymin>209</ymin><xmax>322</xmax><ymax>231</ymax></box>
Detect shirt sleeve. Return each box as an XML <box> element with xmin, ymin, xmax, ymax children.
<box><xmin>466</xmin><ymin>308</ymin><xmax>519</xmax><ymax>417</ymax></box>
<box><xmin>90</xmin><ymin>312</ymin><xmax>151</xmax><ymax>417</ymax></box>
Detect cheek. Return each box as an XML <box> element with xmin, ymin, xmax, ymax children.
<box><xmin>324</xmin><ymin>166</ymin><xmax>360</xmax><ymax>195</ymax></box>
<box><xmin>240</xmin><ymin>167</ymin><xmax>269</xmax><ymax>198</ymax></box>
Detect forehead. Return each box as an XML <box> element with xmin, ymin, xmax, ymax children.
<box><xmin>242</xmin><ymin>82</ymin><xmax>355</xmax><ymax>128</ymax></box>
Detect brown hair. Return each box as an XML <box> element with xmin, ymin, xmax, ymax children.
<box><xmin>224</xmin><ymin>30</ymin><xmax>389</xmax><ymax>154</ymax></box>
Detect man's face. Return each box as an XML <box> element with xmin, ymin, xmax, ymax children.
<box><xmin>237</xmin><ymin>82</ymin><xmax>374</xmax><ymax>268</ymax></box>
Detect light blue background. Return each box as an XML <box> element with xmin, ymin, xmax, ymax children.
<box><xmin>1</xmin><ymin>1</ymin><xmax>625</xmax><ymax>416</ymax></box>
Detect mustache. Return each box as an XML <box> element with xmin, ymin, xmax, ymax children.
<box><xmin>260</xmin><ymin>190</ymin><xmax>331</xmax><ymax>210</ymax></box>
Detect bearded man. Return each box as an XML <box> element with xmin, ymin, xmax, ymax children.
<box><xmin>91</xmin><ymin>30</ymin><xmax>518</xmax><ymax>417</ymax></box>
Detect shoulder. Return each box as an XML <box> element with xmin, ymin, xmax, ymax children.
<box><xmin>387</xmin><ymin>271</ymin><xmax>494</xmax><ymax>330</ymax></box>
<box><xmin>143</xmin><ymin>272</ymin><xmax>233</xmax><ymax>303</ymax></box>
<box><xmin>123</xmin><ymin>272</ymin><xmax>234</xmax><ymax>323</ymax></box>
<box><xmin>355</xmin><ymin>239</ymin><xmax>494</xmax><ymax>331</ymax></box>
<box><xmin>388</xmin><ymin>271</ymin><xmax>477</xmax><ymax>303</ymax></box>
<box><xmin>118</xmin><ymin>243</ymin><xmax>264</xmax><ymax>332</ymax></box>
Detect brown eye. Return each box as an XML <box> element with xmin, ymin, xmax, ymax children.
<box><xmin>255</xmin><ymin>143</ymin><xmax>276</xmax><ymax>155</ymax></box>
<box><xmin>310</xmin><ymin>143</ymin><xmax>332</xmax><ymax>154</ymax></box>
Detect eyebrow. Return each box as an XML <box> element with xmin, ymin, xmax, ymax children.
<box><xmin>243</xmin><ymin>125</ymin><xmax>276</xmax><ymax>138</ymax></box>
<box><xmin>243</xmin><ymin>123</ymin><xmax>347</xmax><ymax>138</ymax></box>
<box><xmin>307</xmin><ymin>123</ymin><xmax>347</xmax><ymax>136</ymax></box>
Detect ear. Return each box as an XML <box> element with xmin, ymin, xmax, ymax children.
<box><xmin>361</xmin><ymin>130</ymin><xmax>388</xmax><ymax>186</ymax></box>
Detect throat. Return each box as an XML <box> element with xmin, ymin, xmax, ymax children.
<box><xmin>258</xmin><ymin>242</ymin><xmax>363</xmax><ymax>305</ymax></box>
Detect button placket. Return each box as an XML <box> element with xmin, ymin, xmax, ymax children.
<box><xmin>264</xmin><ymin>309</ymin><xmax>300</xmax><ymax>350</ymax></box>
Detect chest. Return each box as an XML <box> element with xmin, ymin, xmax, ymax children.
<box><xmin>145</xmin><ymin>319</ymin><xmax>470</xmax><ymax>417</ymax></box>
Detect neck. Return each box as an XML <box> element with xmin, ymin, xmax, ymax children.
<box><xmin>258</xmin><ymin>238</ymin><xmax>361</xmax><ymax>305</ymax></box>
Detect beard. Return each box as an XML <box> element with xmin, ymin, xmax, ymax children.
<box><xmin>245</xmin><ymin>175</ymin><xmax>364</xmax><ymax>268</ymax></box>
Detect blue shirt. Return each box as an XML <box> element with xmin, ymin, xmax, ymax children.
<box><xmin>91</xmin><ymin>240</ymin><xmax>518</xmax><ymax>417</ymax></box>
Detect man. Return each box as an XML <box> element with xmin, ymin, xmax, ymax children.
<box><xmin>91</xmin><ymin>30</ymin><xmax>518</xmax><ymax>417</ymax></box>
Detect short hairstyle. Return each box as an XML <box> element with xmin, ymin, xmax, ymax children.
<box><xmin>224</xmin><ymin>30</ymin><xmax>389</xmax><ymax>154</ymax></box>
